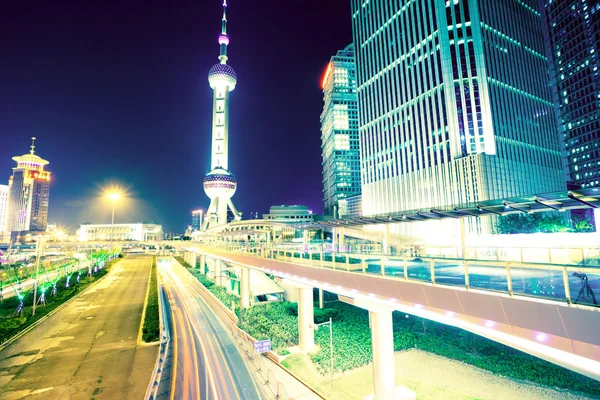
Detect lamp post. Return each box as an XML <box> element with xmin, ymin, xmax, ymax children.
<box><xmin>108</xmin><ymin>193</ymin><xmax>121</xmax><ymax>225</ymax></box>
<box><xmin>108</xmin><ymin>193</ymin><xmax>121</xmax><ymax>241</ymax></box>
<box><xmin>314</xmin><ymin>317</ymin><xmax>334</xmax><ymax>387</ymax></box>
<box><xmin>32</xmin><ymin>236</ymin><xmax>44</xmax><ymax>316</ymax></box>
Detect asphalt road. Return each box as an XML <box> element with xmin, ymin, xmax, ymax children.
<box><xmin>159</xmin><ymin>260</ymin><xmax>262</xmax><ymax>400</ymax></box>
<box><xmin>0</xmin><ymin>255</ymin><xmax>157</xmax><ymax>400</ymax></box>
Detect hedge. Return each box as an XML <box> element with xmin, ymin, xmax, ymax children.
<box><xmin>141</xmin><ymin>257</ymin><xmax>160</xmax><ymax>342</ymax></box>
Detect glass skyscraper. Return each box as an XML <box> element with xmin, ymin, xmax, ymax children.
<box><xmin>320</xmin><ymin>44</ymin><xmax>361</xmax><ymax>217</ymax></box>
<box><xmin>541</xmin><ymin>0</ymin><xmax>600</xmax><ymax>189</ymax></box>
<box><xmin>350</xmin><ymin>0</ymin><xmax>565</xmax><ymax>230</ymax></box>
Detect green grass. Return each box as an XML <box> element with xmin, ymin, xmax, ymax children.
<box><xmin>141</xmin><ymin>257</ymin><xmax>160</xmax><ymax>342</ymax></box>
<box><xmin>0</xmin><ymin>256</ymin><xmax>121</xmax><ymax>345</ymax></box>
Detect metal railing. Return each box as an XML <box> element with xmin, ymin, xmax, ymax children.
<box><xmin>204</xmin><ymin>243</ymin><xmax>600</xmax><ymax>307</ymax></box>
<box><xmin>145</xmin><ymin>285</ymin><xmax>171</xmax><ymax>400</ymax></box>
<box><xmin>230</xmin><ymin>325</ymin><xmax>295</xmax><ymax>400</ymax></box>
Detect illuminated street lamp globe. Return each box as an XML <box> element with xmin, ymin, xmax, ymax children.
<box><xmin>203</xmin><ymin>167</ymin><xmax>237</xmax><ymax>200</ymax></box>
<box><xmin>208</xmin><ymin>63</ymin><xmax>237</xmax><ymax>91</ymax></box>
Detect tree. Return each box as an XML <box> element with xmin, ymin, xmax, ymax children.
<box><xmin>573</xmin><ymin>218</ymin><xmax>594</xmax><ymax>233</ymax></box>
<box><xmin>496</xmin><ymin>213</ymin><xmax>570</xmax><ymax>234</ymax></box>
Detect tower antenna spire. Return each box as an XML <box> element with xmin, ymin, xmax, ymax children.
<box><xmin>218</xmin><ymin>0</ymin><xmax>230</xmax><ymax>64</ymax></box>
<box><xmin>221</xmin><ymin>0</ymin><xmax>227</xmax><ymax>35</ymax></box>
<box><xmin>30</xmin><ymin>137</ymin><xmax>37</xmax><ymax>154</ymax></box>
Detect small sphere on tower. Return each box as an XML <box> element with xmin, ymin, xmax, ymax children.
<box><xmin>218</xmin><ymin>34</ymin><xmax>230</xmax><ymax>46</ymax></box>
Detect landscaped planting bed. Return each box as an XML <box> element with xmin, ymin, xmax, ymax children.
<box><xmin>0</xmin><ymin>255</ymin><xmax>121</xmax><ymax>345</ymax></box>
<box><xmin>141</xmin><ymin>257</ymin><xmax>160</xmax><ymax>342</ymax></box>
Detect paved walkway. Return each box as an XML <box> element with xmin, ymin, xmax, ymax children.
<box><xmin>0</xmin><ymin>256</ymin><xmax>157</xmax><ymax>400</ymax></box>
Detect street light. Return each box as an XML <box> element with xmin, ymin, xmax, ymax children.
<box><xmin>32</xmin><ymin>235</ymin><xmax>44</xmax><ymax>316</ymax></box>
<box><xmin>108</xmin><ymin>192</ymin><xmax>121</xmax><ymax>226</ymax></box>
<box><xmin>314</xmin><ymin>317</ymin><xmax>334</xmax><ymax>387</ymax></box>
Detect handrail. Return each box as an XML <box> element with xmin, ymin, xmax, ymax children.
<box><xmin>199</xmin><ymin>243</ymin><xmax>600</xmax><ymax>307</ymax></box>
<box><xmin>145</xmin><ymin>284</ymin><xmax>171</xmax><ymax>400</ymax></box>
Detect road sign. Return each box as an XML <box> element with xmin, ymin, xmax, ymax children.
<box><xmin>254</xmin><ymin>339</ymin><xmax>271</xmax><ymax>353</ymax></box>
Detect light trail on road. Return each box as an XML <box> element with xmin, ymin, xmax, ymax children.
<box><xmin>159</xmin><ymin>260</ymin><xmax>261</xmax><ymax>400</ymax></box>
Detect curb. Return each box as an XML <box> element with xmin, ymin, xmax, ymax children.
<box><xmin>0</xmin><ymin>257</ymin><xmax>123</xmax><ymax>352</ymax></box>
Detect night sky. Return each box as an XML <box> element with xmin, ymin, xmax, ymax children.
<box><xmin>1</xmin><ymin>0</ymin><xmax>352</xmax><ymax>233</ymax></box>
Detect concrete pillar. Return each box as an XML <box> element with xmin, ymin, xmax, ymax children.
<box><xmin>382</xmin><ymin>224</ymin><xmax>390</xmax><ymax>255</ymax></box>
<box><xmin>595</xmin><ymin>208</ymin><xmax>600</xmax><ymax>249</ymax></box>
<box><xmin>319</xmin><ymin>288</ymin><xmax>324</xmax><ymax>309</ymax></box>
<box><xmin>200</xmin><ymin>255</ymin><xmax>206</xmax><ymax>273</ymax></box>
<box><xmin>459</xmin><ymin>218</ymin><xmax>466</xmax><ymax>259</ymax></box>
<box><xmin>339</xmin><ymin>227</ymin><xmax>345</xmax><ymax>252</ymax></box>
<box><xmin>332</xmin><ymin>228</ymin><xmax>337</xmax><ymax>252</ymax></box>
<box><xmin>303</xmin><ymin>230</ymin><xmax>309</xmax><ymax>252</ymax></box>
<box><xmin>297</xmin><ymin>287</ymin><xmax>314</xmax><ymax>352</ymax></box>
<box><xmin>240</xmin><ymin>267</ymin><xmax>250</xmax><ymax>308</ymax></box>
<box><xmin>370</xmin><ymin>309</ymin><xmax>396</xmax><ymax>400</ymax></box>
<box><xmin>214</xmin><ymin>259</ymin><xmax>222</xmax><ymax>286</ymax></box>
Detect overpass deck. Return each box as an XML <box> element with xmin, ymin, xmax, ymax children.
<box><xmin>186</xmin><ymin>244</ymin><xmax>600</xmax><ymax>382</ymax></box>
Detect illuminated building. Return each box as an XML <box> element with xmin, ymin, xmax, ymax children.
<box><xmin>340</xmin><ymin>193</ymin><xmax>362</xmax><ymax>218</ymax></box>
<box><xmin>191</xmin><ymin>209</ymin><xmax>203</xmax><ymax>231</ymax></box>
<box><xmin>0</xmin><ymin>185</ymin><xmax>8</xmax><ymax>239</ymax></box>
<box><xmin>320</xmin><ymin>44</ymin><xmax>361</xmax><ymax>217</ymax></box>
<box><xmin>6</xmin><ymin>138</ymin><xmax>51</xmax><ymax>233</ymax></box>
<box><xmin>77</xmin><ymin>222</ymin><xmax>163</xmax><ymax>242</ymax></box>
<box><xmin>541</xmin><ymin>0</ymin><xmax>600</xmax><ymax>190</ymax></box>
<box><xmin>262</xmin><ymin>205</ymin><xmax>314</xmax><ymax>222</ymax></box>
<box><xmin>202</xmin><ymin>0</ymin><xmax>241</xmax><ymax>229</ymax></box>
<box><xmin>350</xmin><ymin>0</ymin><xmax>565</xmax><ymax>233</ymax></box>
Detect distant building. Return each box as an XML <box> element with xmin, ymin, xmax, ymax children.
<box><xmin>350</xmin><ymin>1</ymin><xmax>565</xmax><ymax>233</ymax></box>
<box><xmin>77</xmin><ymin>222</ymin><xmax>163</xmax><ymax>242</ymax></box>
<box><xmin>191</xmin><ymin>209</ymin><xmax>203</xmax><ymax>231</ymax></box>
<box><xmin>320</xmin><ymin>44</ymin><xmax>361</xmax><ymax>217</ymax></box>
<box><xmin>6</xmin><ymin>138</ymin><xmax>51</xmax><ymax>233</ymax></box>
<box><xmin>262</xmin><ymin>205</ymin><xmax>314</xmax><ymax>222</ymax></box>
<box><xmin>541</xmin><ymin>0</ymin><xmax>600</xmax><ymax>189</ymax></box>
<box><xmin>0</xmin><ymin>185</ymin><xmax>8</xmax><ymax>239</ymax></box>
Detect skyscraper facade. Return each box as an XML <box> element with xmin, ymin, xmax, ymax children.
<box><xmin>191</xmin><ymin>209</ymin><xmax>203</xmax><ymax>231</ymax></box>
<box><xmin>320</xmin><ymin>44</ymin><xmax>361</xmax><ymax>217</ymax></box>
<box><xmin>541</xmin><ymin>0</ymin><xmax>600</xmax><ymax>189</ymax></box>
<box><xmin>6</xmin><ymin>138</ymin><xmax>51</xmax><ymax>233</ymax></box>
<box><xmin>350</xmin><ymin>0</ymin><xmax>565</xmax><ymax>229</ymax></box>
<box><xmin>202</xmin><ymin>0</ymin><xmax>242</xmax><ymax>229</ymax></box>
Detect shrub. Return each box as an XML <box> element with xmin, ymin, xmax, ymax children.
<box><xmin>142</xmin><ymin>258</ymin><xmax>160</xmax><ymax>342</ymax></box>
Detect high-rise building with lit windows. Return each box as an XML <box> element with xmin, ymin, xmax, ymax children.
<box><xmin>6</xmin><ymin>138</ymin><xmax>51</xmax><ymax>233</ymax></box>
<box><xmin>321</xmin><ymin>44</ymin><xmax>361</xmax><ymax>217</ymax></box>
<box><xmin>350</xmin><ymin>0</ymin><xmax>565</xmax><ymax>232</ymax></box>
<box><xmin>541</xmin><ymin>0</ymin><xmax>600</xmax><ymax>190</ymax></box>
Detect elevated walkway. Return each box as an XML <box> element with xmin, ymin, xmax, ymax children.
<box><xmin>185</xmin><ymin>243</ymin><xmax>600</xmax><ymax>382</ymax></box>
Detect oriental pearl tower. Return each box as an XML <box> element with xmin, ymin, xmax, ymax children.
<box><xmin>202</xmin><ymin>0</ymin><xmax>242</xmax><ymax>230</ymax></box>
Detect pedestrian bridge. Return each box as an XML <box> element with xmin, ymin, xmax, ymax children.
<box><xmin>182</xmin><ymin>243</ymin><xmax>600</xmax><ymax>385</ymax></box>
